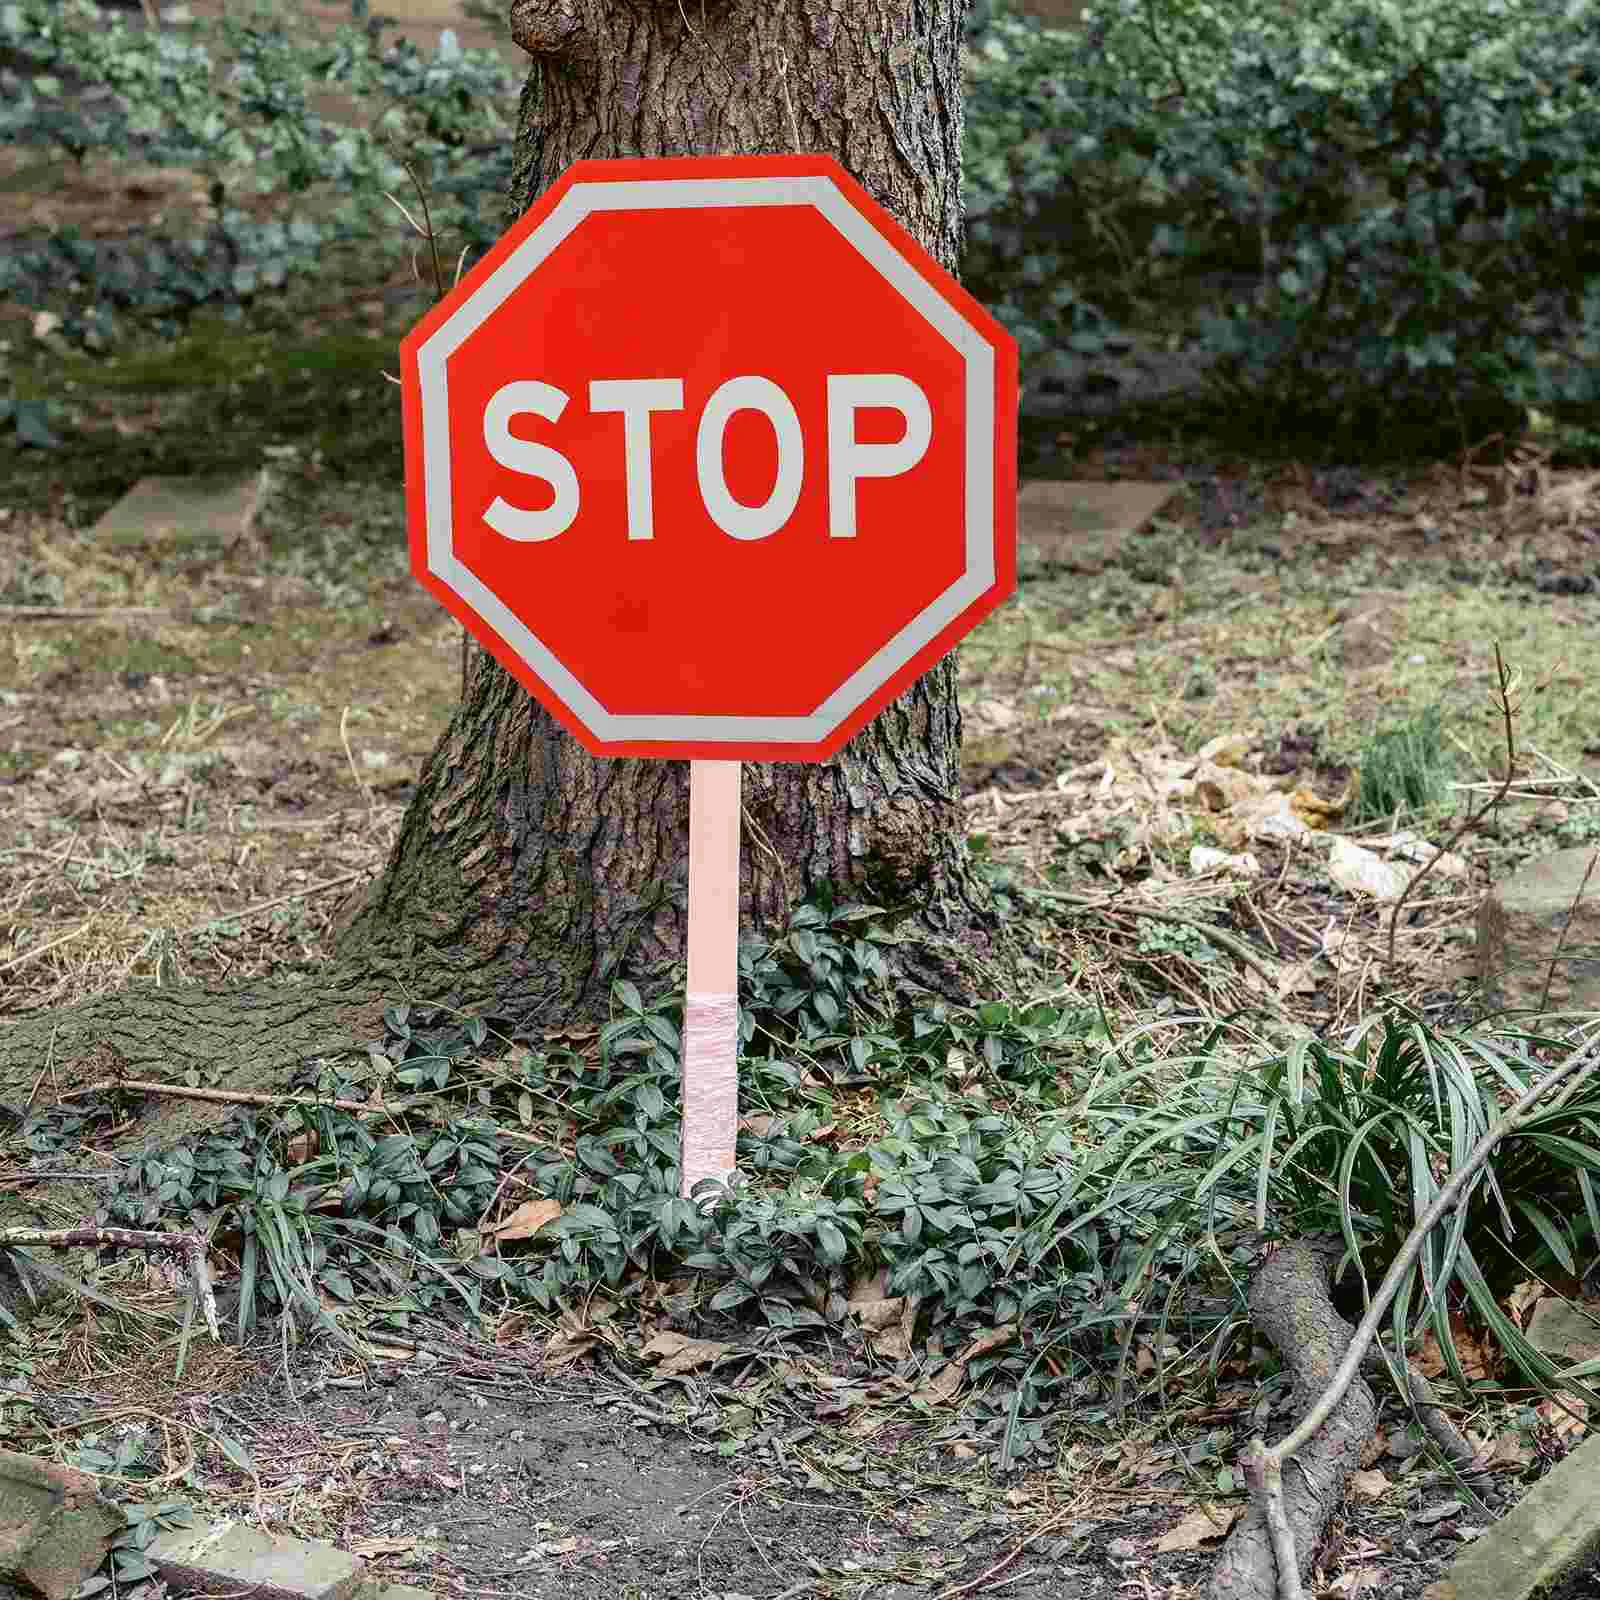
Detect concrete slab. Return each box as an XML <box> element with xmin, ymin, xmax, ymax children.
<box><xmin>1017</xmin><ymin>480</ymin><xmax>1182</xmax><ymax>572</ymax></box>
<box><xmin>151</xmin><ymin>1520</ymin><xmax>365</xmax><ymax>1600</ymax></box>
<box><xmin>1423</xmin><ymin>1432</ymin><xmax>1600</xmax><ymax>1600</ymax></box>
<box><xmin>91</xmin><ymin>471</ymin><xmax>269</xmax><ymax>552</ymax></box>
<box><xmin>1526</xmin><ymin>1298</ymin><xmax>1600</xmax><ymax>1368</ymax></box>
<box><xmin>0</xmin><ymin>1448</ymin><xmax>122</xmax><ymax>1600</ymax></box>
<box><xmin>1476</xmin><ymin>845</ymin><xmax>1600</xmax><ymax>1017</ymax></box>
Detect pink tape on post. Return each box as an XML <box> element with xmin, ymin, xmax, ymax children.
<box><xmin>681</xmin><ymin>991</ymin><xmax>740</xmax><ymax>1197</ymax></box>
<box><xmin>681</xmin><ymin>760</ymin><xmax>741</xmax><ymax>1199</ymax></box>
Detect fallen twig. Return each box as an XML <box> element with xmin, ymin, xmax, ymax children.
<box><xmin>54</xmin><ymin>1075</ymin><xmax>546</xmax><ymax>1147</ymax></box>
<box><xmin>0</xmin><ymin>1224</ymin><xmax>219</xmax><ymax>1341</ymax></box>
<box><xmin>0</xmin><ymin>914</ymin><xmax>98</xmax><ymax>978</ymax></box>
<box><xmin>1027</xmin><ymin>885</ymin><xmax>1282</xmax><ymax>992</ymax></box>
<box><xmin>0</xmin><ymin>605</ymin><xmax>176</xmax><ymax>620</ymax></box>
<box><xmin>1241</xmin><ymin>1026</ymin><xmax>1600</xmax><ymax>1600</ymax></box>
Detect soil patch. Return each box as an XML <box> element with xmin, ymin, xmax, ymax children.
<box><xmin>20</xmin><ymin>1319</ymin><xmax>1522</xmax><ymax>1600</ymax></box>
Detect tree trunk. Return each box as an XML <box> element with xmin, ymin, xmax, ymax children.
<box><xmin>334</xmin><ymin>0</ymin><xmax>991</xmax><ymax>1027</ymax></box>
<box><xmin>1209</xmin><ymin>1239</ymin><xmax>1379</xmax><ymax>1600</ymax></box>
<box><xmin>0</xmin><ymin>0</ymin><xmax>992</xmax><ymax>1097</ymax></box>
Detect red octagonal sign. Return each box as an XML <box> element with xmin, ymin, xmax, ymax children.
<box><xmin>401</xmin><ymin>154</ymin><xmax>1018</xmax><ymax>762</ymax></box>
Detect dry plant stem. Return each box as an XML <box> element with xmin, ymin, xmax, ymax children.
<box><xmin>1386</xmin><ymin>643</ymin><xmax>1518</xmax><ymax>967</ymax></box>
<box><xmin>933</xmin><ymin>1500</ymin><xmax>1081</xmax><ymax>1600</ymax></box>
<box><xmin>0</xmin><ymin>1225</ymin><xmax>220</xmax><ymax>1341</ymax></box>
<box><xmin>0</xmin><ymin>605</ymin><xmax>176</xmax><ymax>620</ymax></box>
<box><xmin>1245</xmin><ymin>1027</ymin><xmax>1600</xmax><ymax>1600</ymax></box>
<box><xmin>0</xmin><ymin>915</ymin><xmax>96</xmax><ymax>977</ymax></box>
<box><xmin>1032</xmin><ymin>887</ymin><xmax>1282</xmax><ymax>992</ymax></box>
<box><xmin>57</xmin><ymin>1077</ymin><xmax>407</xmax><ymax>1114</ymax></box>
<box><xmin>54</xmin><ymin>1076</ymin><xmax>546</xmax><ymax>1148</ymax></box>
<box><xmin>177</xmin><ymin>869</ymin><xmax>368</xmax><ymax>937</ymax></box>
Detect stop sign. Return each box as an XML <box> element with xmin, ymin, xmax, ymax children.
<box><xmin>401</xmin><ymin>153</ymin><xmax>1017</xmax><ymax>762</ymax></box>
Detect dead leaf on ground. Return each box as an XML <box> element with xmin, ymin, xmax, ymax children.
<box><xmin>911</xmin><ymin>1360</ymin><xmax>966</xmax><ymax>1406</ymax></box>
<box><xmin>1329</xmin><ymin>1565</ymin><xmax>1386</xmax><ymax>1594</ymax></box>
<box><xmin>639</xmin><ymin>1329</ymin><xmax>734</xmax><ymax>1376</ymax></box>
<box><xmin>1415</xmin><ymin>1319</ymin><xmax>1496</xmax><ymax>1381</ymax></box>
<box><xmin>488</xmin><ymin>1197</ymin><xmax>562</xmax><ymax>1241</ymax></box>
<box><xmin>1536</xmin><ymin>1391</ymin><xmax>1590</xmax><ymax>1441</ymax></box>
<box><xmin>956</xmin><ymin>1322</ymin><xmax>1017</xmax><ymax>1363</ymax></box>
<box><xmin>1155</xmin><ymin>1503</ymin><xmax>1239</xmax><ymax>1551</ymax></box>
<box><xmin>543</xmin><ymin>1325</ymin><xmax>599</xmax><ymax>1369</ymax></box>
<box><xmin>1482</xmin><ymin>1431</ymin><xmax>1536</xmax><ymax>1469</ymax></box>
<box><xmin>1348</xmin><ymin>1468</ymin><xmax>1392</xmax><ymax>1502</ymax></box>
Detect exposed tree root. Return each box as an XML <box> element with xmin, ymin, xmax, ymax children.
<box><xmin>1208</xmin><ymin>1239</ymin><xmax>1377</xmax><ymax>1600</ymax></box>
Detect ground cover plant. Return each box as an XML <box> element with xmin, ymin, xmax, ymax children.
<box><xmin>4</xmin><ymin>0</ymin><xmax>1600</xmax><ymax>1597</ymax></box>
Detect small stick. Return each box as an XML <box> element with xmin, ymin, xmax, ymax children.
<box><xmin>0</xmin><ymin>1224</ymin><xmax>219</xmax><ymax>1341</ymax></box>
<box><xmin>54</xmin><ymin>1076</ymin><xmax>547</xmax><ymax>1148</ymax></box>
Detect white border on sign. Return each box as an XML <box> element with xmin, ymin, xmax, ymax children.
<box><xmin>414</xmin><ymin>174</ymin><xmax>998</xmax><ymax>746</ymax></box>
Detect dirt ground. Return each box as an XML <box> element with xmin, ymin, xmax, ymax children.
<box><xmin>18</xmin><ymin>1307</ymin><xmax>1515</xmax><ymax>1600</ymax></box>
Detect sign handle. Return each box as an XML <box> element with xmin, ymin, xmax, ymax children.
<box><xmin>681</xmin><ymin>759</ymin><xmax>741</xmax><ymax>1199</ymax></box>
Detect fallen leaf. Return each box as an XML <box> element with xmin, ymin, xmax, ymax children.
<box><xmin>1329</xmin><ymin>836</ymin><xmax>1411</xmax><ymax>901</ymax></box>
<box><xmin>542</xmin><ymin>1326</ymin><xmax>597</xmax><ymax>1369</ymax></box>
<box><xmin>849</xmin><ymin>1293</ymin><xmax>905</xmax><ymax>1332</ymax></box>
<box><xmin>956</xmin><ymin>1322</ymin><xmax>1017</xmax><ymax>1363</ymax></box>
<box><xmin>1190</xmin><ymin>845</ymin><xmax>1261</xmax><ymax>877</ymax></box>
<box><xmin>489</xmin><ymin>1197</ymin><xmax>563</xmax><ymax>1241</ymax></box>
<box><xmin>1329</xmin><ymin>1564</ymin><xmax>1385</xmax><ymax>1594</ymax></box>
<box><xmin>1155</xmin><ymin>1503</ymin><xmax>1238</xmax><ymax>1551</ymax></box>
<box><xmin>1197</xmin><ymin>731</ymin><xmax>1254</xmax><ymax>767</ymax></box>
<box><xmin>1483</xmin><ymin>1431</ymin><xmax>1535</xmax><ymax>1469</ymax></box>
<box><xmin>912</xmin><ymin>1361</ymin><xmax>966</xmax><ymax>1406</ymax></box>
<box><xmin>1348</xmin><ymin>1468</ymin><xmax>1391</xmax><ymax>1502</ymax></box>
<box><xmin>970</xmin><ymin>697</ymin><xmax>1021</xmax><ymax>732</ymax></box>
<box><xmin>639</xmin><ymin>1330</ymin><xmax>733</xmax><ymax>1376</ymax></box>
<box><xmin>1536</xmin><ymin>1391</ymin><xmax>1589</xmax><ymax>1441</ymax></box>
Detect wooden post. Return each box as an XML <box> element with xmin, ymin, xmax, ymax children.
<box><xmin>680</xmin><ymin>759</ymin><xmax>742</xmax><ymax>1198</ymax></box>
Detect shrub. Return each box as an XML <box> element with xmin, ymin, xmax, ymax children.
<box><xmin>960</xmin><ymin>0</ymin><xmax>1600</xmax><ymax>453</ymax></box>
<box><xmin>0</xmin><ymin>0</ymin><xmax>516</xmax><ymax>345</ymax></box>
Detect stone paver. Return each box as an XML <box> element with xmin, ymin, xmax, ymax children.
<box><xmin>0</xmin><ymin>1447</ymin><xmax>122</xmax><ymax>1600</ymax></box>
<box><xmin>1476</xmin><ymin>845</ymin><xmax>1600</xmax><ymax>1017</ymax></box>
<box><xmin>1422</xmin><ymin>1432</ymin><xmax>1600</xmax><ymax>1600</ymax></box>
<box><xmin>151</xmin><ymin>1520</ymin><xmax>366</xmax><ymax>1600</ymax></box>
<box><xmin>1017</xmin><ymin>479</ymin><xmax>1182</xmax><ymax>572</ymax></box>
<box><xmin>90</xmin><ymin>471</ymin><xmax>270</xmax><ymax>552</ymax></box>
<box><xmin>1526</xmin><ymin>1297</ymin><xmax>1600</xmax><ymax>1368</ymax></box>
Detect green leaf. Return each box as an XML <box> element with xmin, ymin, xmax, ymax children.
<box><xmin>613</xmin><ymin>980</ymin><xmax>643</xmax><ymax>1015</ymax></box>
<box><xmin>815</xmin><ymin>1219</ymin><xmax>848</xmax><ymax>1263</ymax></box>
<box><xmin>12</xmin><ymin>400</ymin><xmax>59</xmax><ymax>449</ymax></box>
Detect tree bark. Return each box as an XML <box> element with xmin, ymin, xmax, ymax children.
<box><xmin>0</xmin><ymin>0</ymin><xmax>994</xmax><ymax>1093</ymax></box>
<box><xmin>334</xmin><ymin>0</ymin><xmax>993</xmax><ymax>1027</ymax></box>
<box><xmin>1208</xmin><ymin>1239</ymin><xmax>1378</xmax><ymax>1600</ymax></box>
